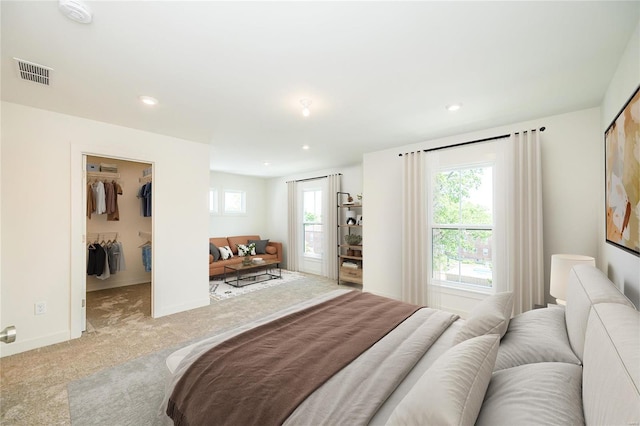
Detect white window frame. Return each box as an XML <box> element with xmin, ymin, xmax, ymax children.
<box><xmin>426</xmin><ymin>139</ymin><xmax>508</xmax><ymax>296</ymax></box>
<box><xmin>302</xmin><ymin>188</ymin><xmax>323</xmax><ymax>260</ymax></box>
<box><xmin>209</xmin><ymin>188</ymin><xmax>219</xmax><ymax>214</ymax></box>
<box><xmin>223</xmin><ymin>189</ymin><xmax>246</xmax><ymax>215</ymax></box>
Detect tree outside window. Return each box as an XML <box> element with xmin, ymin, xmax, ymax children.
<box><xmin>432</xmin><ymin>166</ymin><xmax>493</xmax><ymax>288</ymax></box>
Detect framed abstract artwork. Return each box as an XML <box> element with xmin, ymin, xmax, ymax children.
<box><xmin>605</xmin><ymin>85</ymin><xmax>640</xmax><ymax>256</ymax></box>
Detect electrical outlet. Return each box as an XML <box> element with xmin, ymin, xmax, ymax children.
<box><xmin>35</xmin><ymin>302</ymin><xmax>47</xmax><ymax>315</ymax></box>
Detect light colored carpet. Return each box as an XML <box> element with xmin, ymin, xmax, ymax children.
<box><xmin>1</xmin><ymin>272</ymin><xmax>354</xmax><ymax>425</ymax></box>
<box><xmin>209</xmin><ymin>270</ymin><xmax>304</xmax><ymax>300</ymax></box>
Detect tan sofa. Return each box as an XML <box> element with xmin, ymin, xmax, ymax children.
<box><xmin>209</xmin><ymin>235</ymin><xmax>283</xmax><ymax>278</ymax></box>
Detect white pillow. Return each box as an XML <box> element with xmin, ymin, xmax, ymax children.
<box><xmin>453</xmin><ymin>292</ymin><xmax>514</xmax><ymax>345</ymax></box>
<box><xmin>218</xmin><ymin>245</ymin><xmax>234</xmax><ymax>260</ymax></box>
<box><xmin>237</xmin><ymin>244</ymin><xmax>256</xmax><ymax>256</ymax></box>
<box><xmin>386</xmin><ymin>334</ymin><xmax>500</xmax><ymax>426</ymax></box>
<box><xmin>476</xmin><ymin>362</ymin><xmax>583</xmax><ymax>426</ymax></box>
<box><xmin>495</xmin><ymin>306</ymin><xmax>580</xmax><ymax>371</ymax></box>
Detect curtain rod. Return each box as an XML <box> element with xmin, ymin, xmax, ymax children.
<box><xmin>398</xmin><ymin>126</ymin><xmax>546</xmax><ymax>157</ymax></box>
<box><xmin>287</xmin><ymin>173</ymin><xmax>342</xmax><ymax>183</ymax></box>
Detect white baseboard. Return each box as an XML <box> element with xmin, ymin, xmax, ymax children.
<box><xmin>0</xmin><ymin>330</ymin><xmax>70</xmax><ymax>358</ymax></box>
<box><xmin>87</xmin><ymin>276</ymin><xmax>151</xmax><ymax>292</ymax></box>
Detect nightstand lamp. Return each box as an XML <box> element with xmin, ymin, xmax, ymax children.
<box><xmin>550</xmin><ymin>254</ymin><xmax>595</xmax><ymax>305</ymax></box>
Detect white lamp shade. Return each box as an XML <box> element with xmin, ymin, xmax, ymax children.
<box><xmin>550</xmin><ymin>254</ymin><xmax>595</xmax><ymax>304</ymax></box>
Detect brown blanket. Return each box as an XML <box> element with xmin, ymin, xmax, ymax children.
<box><xmin>167</xmin><ymin>291</ymin><xmax>421</xmax><ymax>426</ymax></box>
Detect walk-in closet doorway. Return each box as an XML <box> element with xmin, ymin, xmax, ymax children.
<box><xmin>70</xmin><ymin>149</ymin><xmax>155</xmax><ymax>337</ymax></box>
<box><xmin>84</xmin><ymin>156</ymin><xmax>153</xmax><ymax>332</ymax></box>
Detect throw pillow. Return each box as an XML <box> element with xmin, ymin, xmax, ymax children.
<box><xmin>494</xmin><ymin>305</ymin><xmax>581</xmax><ymax>370</ymax></box>
<box><xmin>237</xmin><ymin>244</ymin><xmax>256</xmax><ymax>256</ymax></box>
<box><xmin>249</xmin><ymin>239</ymin><xmax>270</xmax><ymax>255</ymax></box>
<box><xmin>453</xmin><ymin>291</ymin><xmax>514</xmax><ymax>345</ymax></box>
<box><xmin>265</xmin><ymin>246</ymin><xmax>277</xmax><ymax>255</ymax></box>
<box><xmin>218</xmin><ymin>245</ymin><xmax>234</xmax><ymax>260</ymax></box>
<box><xmin>476</xmin><ymin>362</ymin><xmax>583</xmax><ymax>426</ymax></box>
<box><xmin>386</xmin><ymin>334</ymin><xmax>500</xmax><ymax>426</ymax></box>
<box><xmin>210</xmin><ymin>243</ymin><xmax>220</xmax><ymax>262</ymax></box>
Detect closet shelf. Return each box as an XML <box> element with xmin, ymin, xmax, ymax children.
<box><xmin>88</xmin><ymin>171</ymin><xmax>120</xmax><ymax>180</ymax></box>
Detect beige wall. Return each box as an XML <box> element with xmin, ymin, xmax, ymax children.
<box><xmin>1</xmin><ymin>102</ymin><xmax>210</xmax><ymax>357</ymax></box>
<box><xmin>86</xmin><ymin>156</ymin><xmax>152</xmax><ymax>292</ymax></box>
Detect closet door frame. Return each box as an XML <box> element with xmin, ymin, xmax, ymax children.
<box><xmin>70</xmin><ymin>144</ymin><xmax>155</xmax><ymax>339</ymax></box>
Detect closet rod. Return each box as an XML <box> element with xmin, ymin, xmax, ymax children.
<box><xmin>398</xmin><ymin>127</ymin><xmax>546</xmax><ymax>156</ymax></box>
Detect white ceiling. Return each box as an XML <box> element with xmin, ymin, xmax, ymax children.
<box><xmin>2</xmin><ymin>1</ymin><xmax>639</xmax><ymax>177</ymax></box>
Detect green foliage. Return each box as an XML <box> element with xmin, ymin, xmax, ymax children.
<box><xmin>432</xmin><ymin>168</ymin><xmax>492</xmax><ymax>281</ymax></box>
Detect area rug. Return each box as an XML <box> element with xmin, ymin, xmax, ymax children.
<box><xmin>209</xmin><ymin>269</ymin><xmax>304</xmax><ymax>301</ymax></box>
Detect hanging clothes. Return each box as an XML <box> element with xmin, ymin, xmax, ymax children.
<box><xmin>104</xmin><ymin>181</ymin><xmax>115</xmax><ymax>215</ymax></box>
<box><xmin>87</xmin><ymin>243</ymin><xmax>106</xmax><ymax>275</ymax></box>
<box><xmin>141</xmin><ymin>244</ymin><xmax>152</xmax><ymax>272</ymax></box>
<box><xmin>107</xmin><ymin>241</ymin><xmax>126</xmax><ymax>273</ymax></box>
<box><xmin>87</xmin><ymin>182</ymin><xmax>96</xmax><ymax>219</ymax></box>
<box><xmin>138</xmin><ymin>182</ymin><xmax>152</xmax><ymax>217</ymax></box>
<box><xmin>96</xmin><ymin>245</ymin><xmax>111</xmax><ymax>280</ymax></box>
<box><xmin>107</xmin><ymin>181</ymin><xmax>123</xmax><ymax>221</ymax></box>
<box><xmin>92</xmin><ymin>181</ymin><xmax>106</xmax><ymax>215</ymax></box>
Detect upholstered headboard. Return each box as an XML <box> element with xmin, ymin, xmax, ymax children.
<box><xmin>565</xmin><ymin>264</ymin><xmax>639</xmax><ymax>425</ymax></box>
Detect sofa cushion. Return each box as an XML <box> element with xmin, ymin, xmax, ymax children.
<box><xmin>249</xmin><ymin>239</ymin><xmax>270</xmax><ymax>254</ymax></box>
<box><xmin>265</xmin><ymin>246</ymin><xmax>277</xmax><ymax>255</ymax></box>
<box><xmin>227</xmin><ymin>235</ymin><xmax>261</xmax><ymax>255</ymax></box>
<box><xmin>454</xmin><ymin>291</ymin><xmax>513</xmax><ymax>345</ymax></box>
<box><xmin>476</xmin><ymin>362</ymin><xmax>583</xmax><ymax>426</ymax></box>
<box><xmin>386</xmin><ymin>334</ymin><xmax>499</xmax><ymax>426</ymax></box>
<box><xmin>582</xmin><ymin>303</ymin><xmax>640</xmax><ymax>425</ymax></box>
<box><xmin>565</xmin><ymin>264</ymin><xmax>634</xmax><ymax>362</ymax></box>
<box><xmin>495</xmin><ymin>306</ymin><xmax>580</xmax><ymax>370</ymax></box>
<box><xmin>219</xmin><ymin>246</ymin><xmax>234</xmax><ymax>260</ymax></box>
<box><xmin>210</xmin><ymin>242</ymin><xmax>221</xmax><ymax>262</ymax></box>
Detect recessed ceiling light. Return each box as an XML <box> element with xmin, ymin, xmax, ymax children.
<box><xmin>302</xmin><ymin>145</ymin><xmax>310</xmax><ymax>150</ymax></box>
<box><xmin>263</xmin><ymin>162</ymin><xmax>270</xmax><ymax>166</ymax></box>
<box><xmin>139</xmin><ymin>96</ymin><xmax>158</xmax><ymax>106</ymax></box>
<box><xmin>446</xmin><ymin>103</ymin><xmax>462</xmax><ymax>112</ymax></box>
<box><xmin>300</xmin><ymin>99</ymin><xmax>312</xmax><ymax>117</ymax></box>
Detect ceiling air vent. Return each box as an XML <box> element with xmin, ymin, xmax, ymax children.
<box><xmin>13</xmin><ymin>58</ymin><xmax>53</xmax><ymax>86</ymax></box>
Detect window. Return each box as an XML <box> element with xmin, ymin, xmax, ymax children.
<box><xmin>209</xmin><ymin>188</ymin><xmax>218</xmax><ymax>214</ymax></box>
<box><xmin>303</xmin><ymin>189</ymin><xmax>323</xmax><ymax>258</ymax></box>
<box><xmin>224</xmin><ymin>190</ymin><xmax>246</xmax><ymax>214</ymax></box>
<box><xmin>431</xmin><ymin>165</ymin><xmax>494</xmax><ymax>289</ymax></box>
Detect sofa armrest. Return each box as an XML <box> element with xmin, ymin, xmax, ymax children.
<box><xmin>267</xmin><ymin>241</ymin><xmax>283</xmax><ymax>263</ymax></box>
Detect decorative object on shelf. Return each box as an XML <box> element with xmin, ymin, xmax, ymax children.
<box><xmin>357</xmin><ymin>194</ymin><xmax>362</xmax><ymax>202</ymax></box>
<box><xmin>605</xmin><ymin>85</ymin><xmax>639</xmax><ymax>256</ymax></box>
<box><xmin>550</xmin><ymin>254</ymin><xmax>595</xmax><ymax>305</ymax></box>
<box><xmin>346</xmin><ymin>210</ymin><xmax>357</xmax><ymax>225</ymax></box>
<box><xmin>344</xmin><ymin>234</ymin><xmax>362</xmax><ymax>245</ymax></box>
<box><xmin>356</xmin><ymin>215</ymin><xmax>363</xmax><ymax>225</ymax></box>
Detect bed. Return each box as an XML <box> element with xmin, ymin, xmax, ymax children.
<box><xmin>161</xmin><ymin>264</ymin><xmax>639</xmax><ymax>425</ymax></box>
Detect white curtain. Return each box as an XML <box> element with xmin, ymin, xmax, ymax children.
<box><xmin>506</xmin><ymin>129</ymin><xmax>545</xmax><ymax>314</ymax></box>
<box><xmin>401</xmin><ymin>151</ymin><xmax>428</xmax><ymax>305</ymax></box>
<box><xmin>287</xmin><ymin>180</ymin><xmax>299</xmax><ymax>272</ymax></box>
<box><xmin>324</xmin><ymin>174</ymin><xmax>341</xmax><ymax>280</ymax></box>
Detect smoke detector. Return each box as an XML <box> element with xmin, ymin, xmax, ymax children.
<box><xmin>13</xmin><ymin>58</ymin><xmax>53</xmax><ymax>86</ymax></box>
<box><xmin>58</xmin><ymin>0</ymin><xmax>92</xmax><ymax>24</ymax></box>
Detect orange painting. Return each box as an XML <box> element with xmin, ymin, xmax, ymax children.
<box><xmin>605</xmin><ymin>86</ymin><xmax>640</xmax><ymax>256</ymax></box>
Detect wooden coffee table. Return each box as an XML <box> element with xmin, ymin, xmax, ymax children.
<box><xmin>223</xmin><ymin>260</ymin><xmax>282</xmax><ymax>288</ymax></box>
